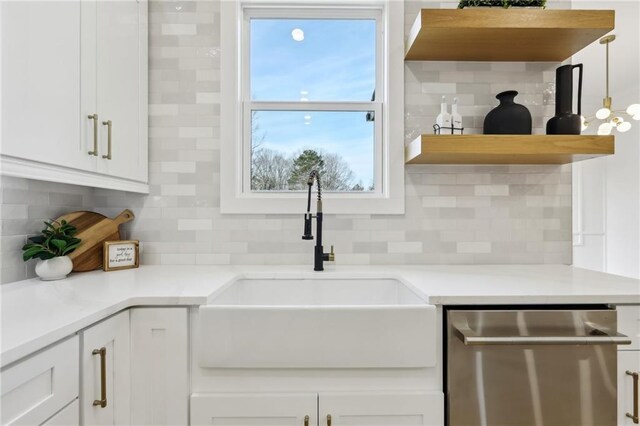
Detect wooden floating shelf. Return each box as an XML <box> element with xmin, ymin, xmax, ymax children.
<box><xmin>405</xmin><ymin>9</ymin><xmax>615</xmax><ymax>62</ymax></box>
<box><xmin>405</xmin><ymin>135</ymin><xmax>615</xmax><ymax>165</ymax></box>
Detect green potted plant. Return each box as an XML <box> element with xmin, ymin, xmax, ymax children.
<box><xmin>22</xmin><ymin>219</ymin><xmax>81</xmax><ymax>280</ymax></box>
<box><xmin>508</xmin><ymin>0</ymin><xmax>547</xmax><ymax>7</ymax></box>
<box><xmin>458</xmin><ymin>0</ymin><xmax>508</xmax><ymax>8</ymax></box>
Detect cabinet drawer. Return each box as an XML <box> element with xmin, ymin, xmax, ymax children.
<box><xmin>618</xmin><ymin>305</ymin><xmax>640</xmax><ymax>350</ymax></box>
<box><xmin>1</xmin><ymin>336</ymin><xmax>79</xmax><ymax>425</ymax></box>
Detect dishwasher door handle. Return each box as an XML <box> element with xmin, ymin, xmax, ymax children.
<box><xmin>454</xmin><ymin>324</ymin><xmax>632</xmax><ymax>346</ymax></box>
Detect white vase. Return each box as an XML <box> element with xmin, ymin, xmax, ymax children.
<box><xmin>35</xmin><ymin>256</ymin><xmax>73</xmax><ymax>281</ymax></box>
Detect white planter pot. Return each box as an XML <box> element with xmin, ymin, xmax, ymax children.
<box><xmin>35</xmin><ymin>256</ymin><xmax>73</xmax><ymax>281</ymax></box>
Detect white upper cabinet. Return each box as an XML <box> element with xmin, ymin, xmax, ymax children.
<box><xmin>94</xmin><ymin>0</ymin><xmax>148</xmax><ymax>182</ymax></box>
<box><xmin>1</xmin><ymin>0</ymin><xmax>148</xmax><ymax>193</ymax></box>
<box><xmin>1</xmin><ymin>1</ymin><xmax>91</xmax><ymax>170</ymax></box>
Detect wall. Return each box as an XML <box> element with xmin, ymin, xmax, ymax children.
<box><xmin>0</xmin><ymin>176</ymin><xmax>93</xmax><ymax>282</ymax></box>
<box><xmin>0</xmin><ymin>0</ymin><xmax>574</xmax><ymax>284</ymax></box>
<box><xmin>572</xmin><ymin>0</ymin><xmax>640</xmax><ymax>279</ymax></box>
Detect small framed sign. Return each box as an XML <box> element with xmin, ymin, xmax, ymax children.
<box><xmin>103</xmin><ymin>240</ymin><xmax>139</xmax><ymax>271</ymax></box>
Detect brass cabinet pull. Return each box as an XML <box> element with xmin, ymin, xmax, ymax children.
<box><xmin>92</xmin><ymin>347</ymin><xmax>107</xmax><ymax>408</ymax></box>
<box><xmin>87</xmin><ymin>114</ymin><xmax>98</xmax><ymax>156</ymax></box>
<box><xmin>304</xmin><ymin>415</ymin><xmax>309</xmax><ymax>426</ymax></box>
<box><xmin>628</xmin><ymin>371</ymin><xmax>639</xmax><ymax>424</ymax></box>
<box><xmin>327</xmin><ymin>414</ymin><xmax>332</xmax><ymax>426</ymax></box>
<box><xmin>102</xmin><ymin>120</ymin><xmax>112</xmax><ymax>160</ymax></box>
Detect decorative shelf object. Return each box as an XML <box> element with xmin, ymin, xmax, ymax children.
<box><xmin>405</xmin><ymin>135</ymin><xmax>614</xmax><ymax>165</ymax></box>
<box><xmin>405</xmin><ymin>9</ymin><xmax>615</xmax><ymax>62</ymax></box>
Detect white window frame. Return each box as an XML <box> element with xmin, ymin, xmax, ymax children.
<box><xmin>220</xmin><ymin>0</ymin><xmax>404</xmax><ymax>214</ymax></box>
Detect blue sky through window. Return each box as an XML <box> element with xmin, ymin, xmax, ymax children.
<box><xmin>250</xmin><ymin>18</ymin><xmax>376</xmax><ymax>190</ymax></box>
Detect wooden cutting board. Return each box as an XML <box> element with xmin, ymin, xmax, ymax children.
<box><xmin>54</xmin><ymin>209</ymin><xmax>135</xmax><ymax>272</ymax></box>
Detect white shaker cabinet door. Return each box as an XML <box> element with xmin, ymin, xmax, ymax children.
<box><xmin>618</xmin><ymin>305</ymin><xmax>640</xmax><ymax>350</ymax></box>
<box><xmin>130</xmin><ymin>308</ymin><xmax>189</xmax><ymax>426</ymax></box>
<box><xmin>1</xmin><ymin>1</ymin><xmax>94</xmax><ymax>172</ymax></box>
<box><xmin>319</xmin><ymin>391</ymin><xmax>444</xmax><ymax>426</ymax></box>
<box><xmin>619</xmin><ymin>351</ymin><xmax>640</xmax><ymax>426</ymax></box>
<box><xmin>0</xmin><ymin>336</ymin><xmax>79</xmax><ymax>426</ymax></box>
<box><xmin>81</xmin><ymin>311</ymin><xmax>131</xmax><ymax>426</ymax></box>
<box><xmin>43</xmin><ymin>400</ymin><xmax>80</xmax><ymax>426</ymax></box>
<box><xmin>95</xmin><ymin>0</ymin><xmax>148</xmax><ymax>183</ymax></box>
<box><xmin>190</xmin><ymin>393</ymin><xmax>317</xmax><ymax>426</ymax></box>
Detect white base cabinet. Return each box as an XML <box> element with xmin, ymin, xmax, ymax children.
<box><xmin>0</xmin><ymin>336</ymin><xmax>79</xmax><ymax>425</ymax></box>
<box><xmin>618</xmin><ymin>305</ymin><xmax>640</xmax><ymax>426</ymax></box>
<box><xmin>319</xmin><ymin>392</ymin><xmax>443</xmax><ymax>426</ymax></box>
<box><xmin>619</xmin><ymin>351</ymin><xmax>640</xmax><ymax>425</ymax></box>
<box><xmin>44</xmin><ymin>400</ymin><xmax>80</xmax><ymax>426</ymax></box>
<box><xmin>190</xmin><ymin>391</ymin><xmax>443</xmax><ymax>426</ymax></box>
<box><xmin>191</xmin><ymin>393</ymin><xmax>318</xmax><ymax>426</ymax></box>
<box><xmin>81</xmin><ymin>311</ymin><xmax>131</xmax><ymax>425</ymax></box>
<box><xmin>130</xmin><ymin>308</ymin><xmax>189</xmax><ymax>425</ymax></box>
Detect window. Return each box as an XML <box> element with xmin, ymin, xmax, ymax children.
<box><xmin>221</xmin><ymin>0</ymin><xmax>404</xmax><ymax>214</ymax></box>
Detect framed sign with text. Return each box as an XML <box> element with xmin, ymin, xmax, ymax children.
<box><xmin>103</xmin><ymin>240</ymin><xmax>140</xmax><ymax>271</ymax></box>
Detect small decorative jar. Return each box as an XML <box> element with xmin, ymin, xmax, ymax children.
<box><xmin>483</xmin><ymin>90</ymin><xmax>532</xmax><ymax>135</ymax></box>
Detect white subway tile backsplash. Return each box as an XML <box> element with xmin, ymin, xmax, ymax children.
<box><xmin>388</xmin><ymin>242</ymin><xmax>423</xmax><ymax>254</ymax></box>
<box><xmin>162</xmin><ymin>24</ymin><xmax>197</xmax><ymax>35</ymax></box>
<box><xmin>422</xmin><ymin>196</ymin><xmax>457</xmax><ymax>208</ymax></box>
<box><xmin>457</xmin><ymin>242</ymin><xmax>492</xmax><ymax>254</ymax></box>
<box><xmin>0</xmin><ymin>0</ymin><xmax>573</xmax><ymax>283</ymax></box>
<box><xmin>475</xmin><ymin>185</ymin><xmax>510</xmax><ymax>197</ymax></box>
<box><xmin>177</xmin><ymin>219</ymin><xmax>212</xmax><ymax>231</ymax></box>
<box><xmin>161</xmin><ymin>185</ymin><xmax>196</xmax><ymax>196</ymax></box>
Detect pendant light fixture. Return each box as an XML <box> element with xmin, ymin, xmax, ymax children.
<box><xmin>581</xmin><ymin>35</ymin><xmax>640</xmax><ymax>135</ymax></box>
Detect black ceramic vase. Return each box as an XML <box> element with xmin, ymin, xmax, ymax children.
<box><xmin>546</xmin><ymin>64</ymin><xmax>583</xmax><ymax>135</ymax></box>
<box><xmin>483</xmin><ymin>90</ymin><xmax>532</xmax><ymax>135</ymax></box>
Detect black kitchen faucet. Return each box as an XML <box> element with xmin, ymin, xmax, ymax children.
<box><xmin>302</xmin><ymin>170</ymin><xmax>335</xmax><ymax>271</ymax></box>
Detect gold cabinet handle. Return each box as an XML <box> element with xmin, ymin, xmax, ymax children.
<box><xmin>327</xmin><ymin>414</ymin><xmax>332</xmax><ymax>426</ymax></box>
<box><xmin>87</xmin><ymin>114</ymin><xmax>98</xmax><ymax>156</ymax></box>
<box><xmin>102</xmin><ymin>120</ymin><xmax>112</xmax><ymax>160</ymax></box>
<box><xmin>304</xmin><ymin>415</ymin><xmax>309</xmax><ymax>426</ymax></box>
<box><xmin>92</xmin><ymin>347</ymin><xmax>107</xmax><ymax>408</ymax></box>
<box><xmin>628</xmin><ymin>371</ymin><xmax>639</xmax><ymax>424</ymax></box>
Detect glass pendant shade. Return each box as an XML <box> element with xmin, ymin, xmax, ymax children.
<box><xmin>618</xmin><ymin>121</ymin><xmax>632</xmax><ymax>132</ymax></box>
<box><xmin>596</xmin><ymin>108</ymin><xmax>611</xmax><ymax>119</ymax></box>
<box><xmin>627</xmin><ymin>104</ymin><xmax>640</xmax><ymax>116</ymax></box>
<box><xmin>597</xmin><ymin>122</ymin><xmax>613</xmax><ymax>135</ymax></box>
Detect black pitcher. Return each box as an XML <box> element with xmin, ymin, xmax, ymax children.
<box><xmin>546</xmin><ymin>64</ymin><xmax>583</xmax><ymax>135</ymax></box>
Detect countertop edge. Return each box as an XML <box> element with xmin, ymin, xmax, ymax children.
<box><xmin>0</xmin><ymin>295</ymin><xmax>210</xmax><ymax>368</ymax></box>
<box><xmin>2</xmin><ymin>264</ymin><xmax>639</xmax><ymax>368</ymax></box>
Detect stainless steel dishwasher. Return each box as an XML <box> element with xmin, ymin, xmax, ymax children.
<box><xmin>446</xmin><ymin>307</ymin><xmax>632</xmax><ymax>426</ymax></box>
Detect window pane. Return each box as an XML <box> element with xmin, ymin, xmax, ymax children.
<box><xmin>250</xmin><ymin>18</ymin><xmax>376</xmax><ymax>102</ymax></box>
<box><xmin>251</xmin><ymin>111</ymin><xmax>375</xmax><ymax>192</ymax></box>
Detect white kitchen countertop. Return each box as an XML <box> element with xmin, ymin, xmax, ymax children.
<box><xmin>1</xmin><ymin>264</ymin><xmax>639</xmax><ymax>367</ymax></box>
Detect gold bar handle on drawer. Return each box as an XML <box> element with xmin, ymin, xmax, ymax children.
<box><xmin>87</xmin><ymin>114</ymin><xmax>98</xmax><ymax>156</ymax></box>
<box><xmin>628</xmin><ymin>371</ymin><xmax>639</xmax><ymax>424</ymax></box>
<box><xmin>327</xmin><ymin>414</ymin><xmax>332</xmax><ymax>426</ymax></box>
<box><xmin>92</xmin><ymin>347</ymin><xmax>107</xmax><ymax>408</ymax></box>
<box><xmin>102</xmin><ymin>120</ymin><xmax>112</xmax><ymax>160</ymax></box>
<box><xmin>304</xmin><ymin>415</ymin><xmax>309</xmax><ymax>426</ymax></box>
